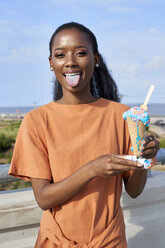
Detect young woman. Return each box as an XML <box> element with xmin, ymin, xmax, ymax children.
<box><xmin>9</xmin><ymin>22</ymin><xmax>159</xmax><ymax>248</ymax></box>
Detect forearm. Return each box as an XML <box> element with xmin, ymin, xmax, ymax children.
<box><xmin>31</xmin><ymin>162</ymin><xmax>94</xmax><ymax>210</ymax></box>
<box><xmin>124</xmin><ymin>170</ymin><xmax>147</xmax><ymax>198</ymax></box>
<box><xmin>31</xmin><ymin>153</ymin><xmax>145</xmax><ymax>210</ymax></box>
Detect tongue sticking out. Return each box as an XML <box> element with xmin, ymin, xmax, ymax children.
<box><xmin>65</xmin><ymin>74</ymin><xmax>81</xmax><ymax>87</ymax></box>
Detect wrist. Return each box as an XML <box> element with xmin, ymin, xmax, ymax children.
<box><xmin>85</xmin><ymin>160</ymin><xmax>97</xmax><ymax>180</ymax></box>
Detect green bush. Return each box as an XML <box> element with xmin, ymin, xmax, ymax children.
<box><xmin>7</xmin><ymin>152</ymin><xmax>13</xmax><ymax>163</ymax></box>
<box><xmin>159</xmin><ymin>138</ymin><xmax>165</xmax><ymax>148</ymax></box>
<box><xmin>0</xmin><ymin>180</ymin><xmax>32</xmax><ymax>191</ymax></box>
<box><xmin>0</xmin><ymin>133</ymin><xmax>15</xmax><ymax>152</ymax></box>
<box><xmin>4</xmin><ymin>120</ymin><xmax>21</xmax><ymax>131</ymax></box>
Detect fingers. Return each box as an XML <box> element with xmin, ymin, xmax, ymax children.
<box><xmin>141</xmin><ymin>136</ymin><xmax>159</xmax><ymax>149</ymax></box>
<box><xmin>140</xmin><ymin>148</ymin><xmax>157</xmax><ymax>159</ymax></box>
<box><xmin>92</xmin><ymin>154</ymin><xmax>144</xmax><ymax>179</ymax></box>
<box><xmin>139</xmin><ymin>135</ymin><xmax>160</xmax><ymax>159</ymax></box>
<box><xmin>142</xmin><ymin>135</ymin><xmax>155</xmax><ymax>145</ymax></box>
<box><xmin>107</xmin><ymin>154</ymin><xmax>143</xmax><ymax>171</ymax></box>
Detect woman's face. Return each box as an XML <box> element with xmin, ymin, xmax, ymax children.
<box><xmin>49</xmin><ymin>28</ymin><xmax>99</xmax><ymax>95</ymax></box>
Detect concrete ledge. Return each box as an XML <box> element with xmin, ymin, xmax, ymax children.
<box><xmin>0</xmin><ymin>224</ymin><xmax>39</xmax><ymax>248</ymax></box>
<box><xmin>0</xmin><ymin>188</ymin><xmax>42</xmax><ymax>248</ymax></box>
<box><xmin>122</xmin><ymin>171</ymin><xmax>165</xmax><ymax>248</ymax></box>
<box><xmin>1</xmin><ymin>172</ymin><xmax>165</xmax><ymax>248</ymax></box>
<box><xmin>0</xmin><ymin>188</ymin><xmax>42</xmax><ymax>229</ymax></box>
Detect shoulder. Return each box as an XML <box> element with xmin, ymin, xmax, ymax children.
<box><xmin>111</xmin><ymin>101</ymin><xmax>130</xmax><ymax>114</ymax></box>
<box><xmin>20</xmin><ymin>102</ymin><xmax>55</xmax><ymax>134</ymax></box>
<box><xmin>101</xmin><ymin>98</ymin><xmax>130</xmax><ymax>114</ymax></box>
<box><xmin>24</xmin><ymin>102</ymin><xmax>55</xmax><ymax>122</ymax></box>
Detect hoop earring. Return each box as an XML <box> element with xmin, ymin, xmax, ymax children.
<box><xmin>50</xmin><ymin>67</ymin><xmax>53</xmax><ymax>71</ymax></box>
<box><xmin>95</xmin><ymin>63</ymin><xmax>99</xmax><ymax>68</ymax></box>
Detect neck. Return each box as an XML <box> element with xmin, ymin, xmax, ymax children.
<box><xmin>57</xmin><ymin>87</ymin><xmax>98</xmax><ymax>105</ymax></box>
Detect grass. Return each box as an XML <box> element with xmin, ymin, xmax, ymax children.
<box><xmin>0</xmin><ymin>120</ymin><xmax>21</xmax><ymax>165</ymax></box>
<box><xmin>0</xmin><ymin>150</ymin><xmax>13</xmax><ymax>164</ymax></box>
<box><xmin>0</xmin><ymin>180</ymin><xmax>32</xmax><ymax>191</ymax></box>
<box><xmin>0</xmin><ymin>119</ymin><xmax>32</xmax><ymax>191</ymax></box>
<box><xmin>159</xmin><ymin>138</ymin><xmax>165</xmax><ymax>148</ymax></box>
<box><xmin>0</xmin><ymin>120</ymin><xmax>22</xmax><ymax>139</ymax></box>
<box><xmin>0</xmin><ymin>119</ymin><xmax>28</xmax><ymax>191</ymax></box>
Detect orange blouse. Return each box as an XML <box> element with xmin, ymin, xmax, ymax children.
<box><xmin>9</xmin><ymin>98</ymin><xmax>132</xmax><ymax>247</ymax></box>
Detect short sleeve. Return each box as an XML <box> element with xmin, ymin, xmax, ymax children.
<box><xmin>8</xmin><ymin>112</ymin><xmax>52</xmax><ymax>181</ymax></box>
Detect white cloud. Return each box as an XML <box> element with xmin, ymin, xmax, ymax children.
<box><xmin>149</xmin><ymin>27</ymin><xmax>156</xmax><ymax>33</ymax></box>
<box><xmin>0</xmin><ymin>19</ymin><xmax>53</xmax><ymax>64</ymax></box>
<box><xmin>22</xmin><ymin>24</ymin><xmax>53</xmax><ymax>38</ymax></box>
<box><xmin>108</xmin><ymin>6</ymin><xmax>139</xmax><ymax>14</ymax></box>
<box><xmin>99</xmin><ymin>19</ymin><xmax>128</xmax><ymax>28</ymax></box>
<box><xmin>111</xmin><ymin>62</ymin><xmax>139</xmax><ymax>78</ymax></box>
<box><xmin>146</xmin><ymin>56</ymin><xmax>165</xmax><ymax>69</ymax></box>
<box><xmin>50</xmin><ymin>0</ymin><xmax>118</xmax><ymax>4</ymax></box>
<box><xmin>99</xmin><ymin>28</ymin><xmax>165</xmax><ymax>103</ymax></box>
<box><xmin>0</xmin><ymin>44</ymin><xmax>48</xmax><ymax>64</ymax></box>
<box><xmin>50</xmin><ymin>0</ymin><xmax>160</xmax><ymax>4</ymax></box>
<box><xmin>0</xmin><ymin>18</ymin><xmax>53</xmax><ymax>40</ymax></box>
<box><xmin>0</xmin><ymin>19</ymin><xmax>16</xmax><ymax>35</ymax></box>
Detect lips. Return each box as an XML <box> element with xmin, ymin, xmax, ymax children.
<box><xmin>64</xmin><ymin>72</ymin><xmax>81</xmax><ymax>87</ymax></box>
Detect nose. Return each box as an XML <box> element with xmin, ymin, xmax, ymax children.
<box><xmin>65</xmin><ymin>53</ymin><xmax>77</xmax><ymax>67</ymax></box>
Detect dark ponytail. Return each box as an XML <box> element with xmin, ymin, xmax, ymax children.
<box><xmin>50</xmin><ymin>22</ymin><xmax>120</xmax><ymax>102</ymax></box>
<box><xmin>91</xmin><ymin>55</ymin><xmax>120</xmax><ymax>102</ymax></box>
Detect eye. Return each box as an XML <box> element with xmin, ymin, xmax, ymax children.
<box><xmin>54</xmin><ymin>53</ymin><xmax>65</xmax><ymax>58</ymax></box>
<box><xmin>76</xmin><ymin>51</ymin><xmax>88</xmax><ymax>57</ymax></box>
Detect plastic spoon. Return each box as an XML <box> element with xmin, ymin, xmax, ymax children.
<box><xmin>140</xmin><ymin>85</ymin><xmax>155</xmax><ymax>110</ymax></box>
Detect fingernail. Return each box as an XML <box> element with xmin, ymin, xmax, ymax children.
<box><xmin>137</xmin><ymin>163</ymin><xmax>142</xmax><ymax>167</ymax></box>
<box><xmin>137</xmin><ymin>152</ymin><xmax>142</xmax><ymax>158</ymax></box>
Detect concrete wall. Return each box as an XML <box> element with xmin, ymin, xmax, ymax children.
<box><xmin>0</xmin><ymin>171</ymin><xmax>165</xmax><ymax>248</ymax></box>
<box><xmin>0</xmin><ymin>188</ymin><xmax>41</xmax><ymax>248</ymax></box>
<box><xmin>122</xmin><ymin>171</ymin><xmax>165</xmax><ymax>248</ymax></box>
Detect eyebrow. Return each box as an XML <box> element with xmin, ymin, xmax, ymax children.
<box><xmin>54</xmin><ymin>45</ymin><xmax>88</xmax><ymax>51</ymax></box>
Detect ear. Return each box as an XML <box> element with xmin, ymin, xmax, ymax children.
<box><xmin>49</xmin><ymin>56</ymin><xmax>54</xmax><ymax>71</ymax></box>
<box><xmin>49</xmin><ymin>56</ymin><xmax>52</xmax><ymax>67</ymax></box>
<box><xmin>94</xmin><ymin>53</ymin><xmax>100</xmax><ymax>66</ymax></box>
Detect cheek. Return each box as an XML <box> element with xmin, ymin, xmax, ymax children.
<box><xmin>52</xmin><ymin>61</ymin><xmax>63</xmax><ymax>75</ymax></box>
<box><xmin>53</xmin><ymin>67</ymin><xmax>62</xmax><ymax>82</ymax></box>
<box><xmin>54</xmin><ymin>69</ymin><xmax>63</xmax><ymax>81</ymax></box>
<box><xmin>85</xmin><ymin>61</ymin><xmax>95</xmax><ymax>76</ymax></box>
<box><xmin>81</xmin><ymin>56</ymin><xmax>95</xmax><ymax>70</ymax></box>
<box><xmin>52</xmin><ymin>61</ymin><xmax>62</xmax><ymax>69</ymax></box>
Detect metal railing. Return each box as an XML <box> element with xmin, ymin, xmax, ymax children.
<box><xmin>0</xmin><ymin>148</ymin><xmax>164</xmax><ymax>184</ymax></box>
<box><xmin>0</xmin><ymin>164</ymin><xmax>20</xmax><ymax>183</ymax></box>
<box><xmin>156</xmin><ymin>148</ymin><xmax>165</xmax><ymax>164</ymax></box>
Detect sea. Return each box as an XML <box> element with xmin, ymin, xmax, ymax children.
<box><xmin>0</xmin><ymin>103</ymin><xmax>165</xmax><ymax>116</ymax></box>
<box><xmin>127</xmin><ymin>103</ymin><xmax>165</xmax><ymax>117</ymax></box>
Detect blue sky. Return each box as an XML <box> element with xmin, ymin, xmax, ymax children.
<box><xmin>0</xmin><ymin>0</ymin><xmax>165</xmax><ymax>106</ymax></box>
